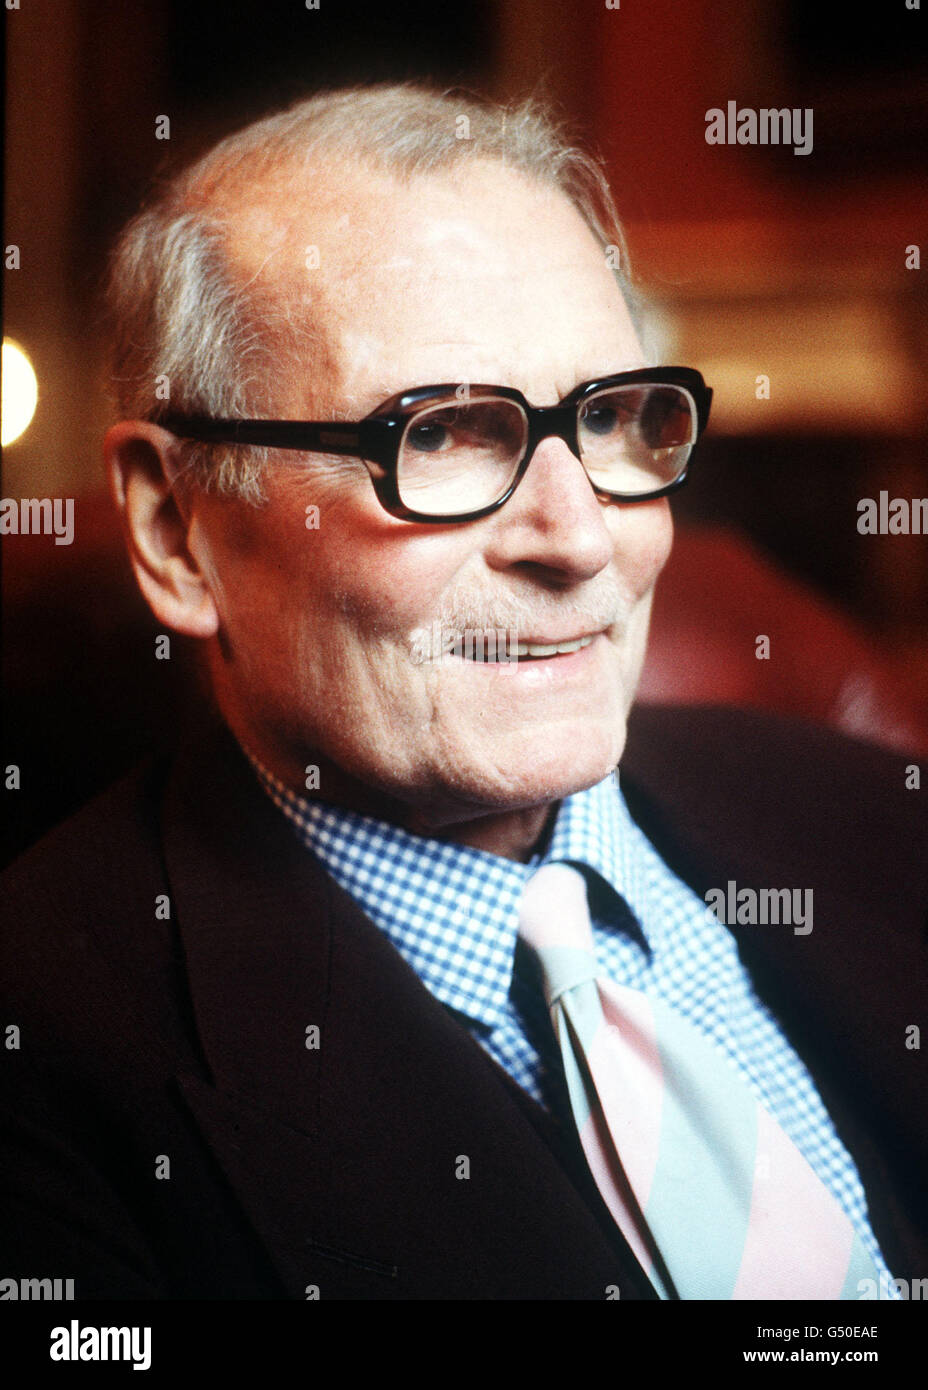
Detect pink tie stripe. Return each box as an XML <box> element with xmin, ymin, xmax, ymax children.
<box><xmin>518</xmin><ymin>862</ymin><xmax>884</xmax><ymax>1300</ymax></box>
<box><xmin>731</xmin><ymin>1105</ymin><xmax>855</xmax><ymax>1300</ymax></box>
<box><xmin>575</xmin><ymin>1002</ymin><xmax>673</xmax><ymax>1297</ymax></box>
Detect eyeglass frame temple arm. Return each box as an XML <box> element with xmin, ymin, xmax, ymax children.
<box><xmin>157</xmin><ymin>413</ymin><xmax>398</xmax><ymax>460</ymax></box>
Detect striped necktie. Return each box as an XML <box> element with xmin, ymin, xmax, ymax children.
<box><xmin>518</xmin><ymin>862</ymin><xmax>881</xmax><ymax>1300</ymax></box>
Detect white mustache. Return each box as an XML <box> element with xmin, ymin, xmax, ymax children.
<box><xmin>412</xmin><ymin>575</ymin><xmax>634</xmax><ymax>643</ymax></box>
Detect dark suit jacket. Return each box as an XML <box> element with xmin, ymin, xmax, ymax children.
<box><xmin>1</xmin><ymin>704</ymin><xmax>926</xmax><ymax>1299</ymax></box>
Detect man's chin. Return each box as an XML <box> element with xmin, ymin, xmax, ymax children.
<box><xmin>432</xmin><ymin>720</ymin><xmax>628</xmax><ymax>818</ymax></box>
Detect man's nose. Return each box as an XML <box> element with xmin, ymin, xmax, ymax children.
<box><xmin>481</xmin><ymin>435</ymin><xmax>615</xmax><ymax>583</ymax></box>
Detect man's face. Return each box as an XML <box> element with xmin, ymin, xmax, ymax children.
<box><xmin>190</xmin><ymin>158</ymin><xmax>673</xmax><ymax>833</ymax></box>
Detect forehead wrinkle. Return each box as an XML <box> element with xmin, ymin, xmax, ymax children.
<box><xmin>197</xmin><ymin>159</ymin><xmax>386</xmax><ymax>309</ymax></box>
<box><xmin>203</xmin><ymin>157</ymin><xmax>640</xmax><ymax>416</ymax></box>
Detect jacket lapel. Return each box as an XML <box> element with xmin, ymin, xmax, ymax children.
<box><xmin>160</xmin><ymin>713</ymin><xmax>657</xmax><ymax>1298</ymax></box>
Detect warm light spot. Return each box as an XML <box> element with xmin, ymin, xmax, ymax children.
<box><xmin>1</xmin><ymin>339</ymin><xmax>39</xmax><ymax>446</ymax></box>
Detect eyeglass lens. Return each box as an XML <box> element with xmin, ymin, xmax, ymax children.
<box><xmin>396</xmin><ymin>384</ymin><xmax>698</xmax><ymax>516</ymax></box>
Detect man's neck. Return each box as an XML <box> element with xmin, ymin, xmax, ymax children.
<box><xmin>406</xmin><ymin>800</ymin><xmax>560</xmax><ymax>863</ymax></box>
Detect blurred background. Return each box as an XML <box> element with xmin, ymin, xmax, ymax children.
<box><xmin>3</xmin><ymin>0</ymin><xmax>927</xmax><ymax>862</ymax></box>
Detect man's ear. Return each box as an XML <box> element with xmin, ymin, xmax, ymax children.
<box><xmin>104</xmin><ymin>420</ymin><xmax>220</xmax><ymax>639</ymax></box>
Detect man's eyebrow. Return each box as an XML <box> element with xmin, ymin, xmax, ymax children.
<box><xmin>335</xmin><ymin>380</ymin><xmax>456</xmax><ymax>417</ymax></box>
<box><xmin>333</xmin><ymin>365</ymin><xmax>650</xmax><ymax>419</ymax></box>
<box><xmin>332</xmin><ymin>386</ymin><xmax>402</xmax><ymax>418</ymax></box>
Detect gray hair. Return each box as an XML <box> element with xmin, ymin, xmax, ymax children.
<box><xmin>106</xmin><ymin>81</ymin><xmax>644</xmax><ymax>504</ymax></box>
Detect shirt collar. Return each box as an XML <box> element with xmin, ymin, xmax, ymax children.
<box><xmin>246</xmin><ymin>752</ymin><xmax>650</xmax><ymax>1032</ymax></box>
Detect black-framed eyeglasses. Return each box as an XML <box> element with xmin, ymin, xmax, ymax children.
<box><xmin>160</xmin><ymin>366</ymin><xmax>712</xmax><ymax>523</ymax></box>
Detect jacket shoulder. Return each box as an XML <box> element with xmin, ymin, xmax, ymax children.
<box><xmin>0</xmin><ymin>758</ymin><xmax>176</xmax><ymax>1050</ymax></box>
<box><xmin>2</xmin><ymin>755</ymin><xmax>167</xmax><ymax>914</ymax></box>
<box><xmin>622</xmin><ymin>703</ymin><xmax>928</xmax><ymax>907</ymax></box>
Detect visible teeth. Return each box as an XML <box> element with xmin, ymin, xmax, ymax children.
<box><xmin>516</xmin><ymin>635</ymin><xmax>595</xmax><ymax>658</ymax></box>
<box><xmin>440</xmin><ymin>632</ymin><xmax>598</xmax><ymax>661</ymax></box>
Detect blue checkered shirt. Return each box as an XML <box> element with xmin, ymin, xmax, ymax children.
<box><xmin>249</xmin><ymin>752</ymin><xmax>896</xmax><ymax>1296</ymax></box>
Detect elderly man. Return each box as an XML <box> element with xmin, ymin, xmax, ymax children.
<box><xmin>1</xmin><ymin>83</ymin><xmax>925</xmax><ymax>1303</ymax></box>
